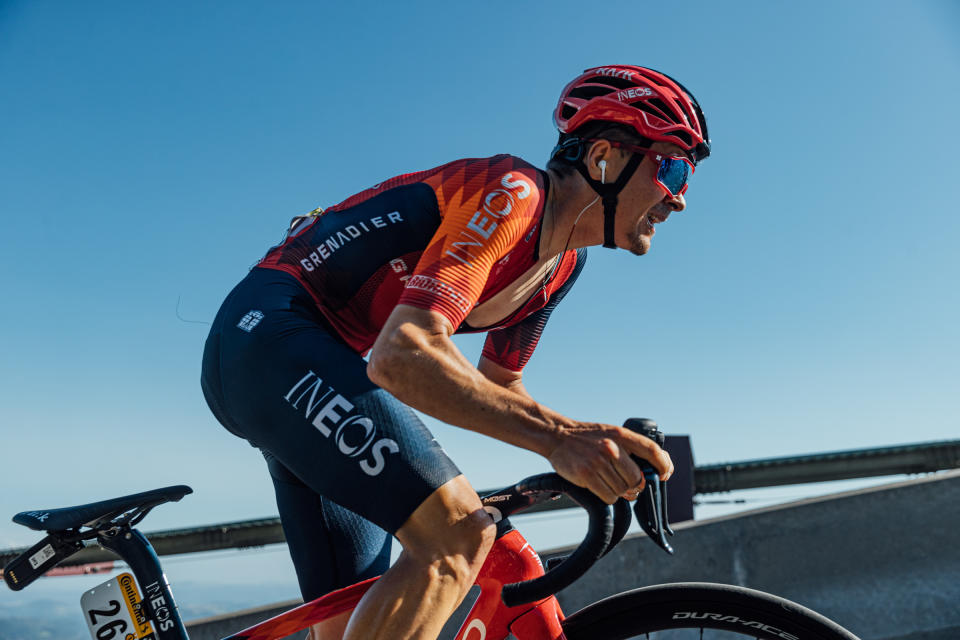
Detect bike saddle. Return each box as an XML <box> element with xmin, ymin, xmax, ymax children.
<box><xmin>12</xmin><ymin>485</ymin><xmax>192</xmax><ymax>532</ymax></box>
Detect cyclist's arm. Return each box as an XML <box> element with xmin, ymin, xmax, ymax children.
<box><xmin>369</xmin><ymin>305</ymin><xmax>551</xmax><ymax>454</ymax></box>
<box><xmin>367</xmin><ymin>304</ymin><xmax>673</xmax><ymax>503</ymax></box>
<box><xmin>477</xmin><ymin>355</ymin><xmax>531</xmax><ymax>399</ymax></box>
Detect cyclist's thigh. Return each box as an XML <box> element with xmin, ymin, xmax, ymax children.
<box><xmin>210</xmin><ymin>268</ymin><xmax>461</xmax><ymax>533</ymax></box>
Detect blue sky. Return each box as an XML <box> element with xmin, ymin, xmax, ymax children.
<box><xmin>1</xmin><ymin>0</ymin><xmax>958</xmax><ymax>622</ymax></box>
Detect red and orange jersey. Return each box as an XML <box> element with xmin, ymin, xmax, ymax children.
<box><xmin>257</xmin><ymin>155</ymin><xmax>585</xmax><ymax>371</ymax></box>
<box><xmin>399</xmin><ymin>157</ymin><xmax>546</xmax><ymax>326</ymax></box>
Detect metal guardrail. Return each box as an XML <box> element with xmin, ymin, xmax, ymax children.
<box><xmin>694</xmin><ymin>439</ymin><xmax>960</xmax><ymax>493</ymax></box>
<box><xmin>2</xmin><ymin>439</ymin><xmax>957</xmax><ymax>569</ymax></box>
<box><xmin>0</xmin><ymin>517</ymin><xmax>286</xmax><ymax>570</ymax></box>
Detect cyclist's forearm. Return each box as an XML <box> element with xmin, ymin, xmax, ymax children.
<box><xmin>477</xmin><ymin>356</ymin><xmax>533</xmax><ymax>400</ymax></box>
<box><xmin>367</xmin><ymin>311</ymin><xmax>568</xmax><ymax>457</ymax></box>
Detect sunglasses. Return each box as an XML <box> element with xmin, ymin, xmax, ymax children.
<box><xmin>593</xmin><ymin>140</ymin><xmax>695</xmax><ymax>197</ymax></box>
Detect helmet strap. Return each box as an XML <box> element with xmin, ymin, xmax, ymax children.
<box><xmin>573</xmin><ymin>153</ymin><xmax>644</xmax><ymax>249</ymax></box>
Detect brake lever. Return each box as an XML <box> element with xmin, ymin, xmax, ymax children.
<box><xmin>634</xmin><ymin>470</ymin><xmax>674</xmax><ymax>554</ymax></box>
<box><xmin>662</xmin><ymin>479</ymin><xmax>675</xmax><ymax>537</ymax></box>
<box><xmin>623</xmin><ymin>418</ymin><xmax>674</xmax><ymax>555</ymax></box>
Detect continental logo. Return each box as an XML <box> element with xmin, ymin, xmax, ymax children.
<box><xmin>119</xmin><ymin>573</ymin><xmax>157</xmax><ymax>639</ymax></box>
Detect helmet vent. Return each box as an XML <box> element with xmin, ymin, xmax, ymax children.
<box><xmin>633</xmin><ymin>101</ymin><xmax>669</xmax><ymax>122</ymax></box>
<box><xmin>560</xmin><ymin>104</ymin><xmax>578</xmax><ymax>121</ymax></box>
<box><xmin>644</xmin><ymin>98</ymin><xmax>674</xmax><ymax>119</ymax></box>
<box><xmin>673</xmin><ymin>98</ymin><xmax>695</xmax><ymax>126</ymax></box>
<box><xmin>665</xmin><ymin>130</ymin><xmax>693</xmax><ymax>147</ymax></box>
<box><xmin>586</xmin><ymin>74</ymin><xmax>636</xmax><ymax>90</ymax></box>
<box><xmin>569</xmin><ymin>85</ymin><xmax>618</xmax><ymax>100</ymax></box>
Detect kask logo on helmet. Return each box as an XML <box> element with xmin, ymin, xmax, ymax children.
<box><xmin>593</xmin><ymin>66</ymin><xmax>636</xmax><ymax>81</ymax></box>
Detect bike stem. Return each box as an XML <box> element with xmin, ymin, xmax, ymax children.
<box><xmin>98</xmin><ymin>527</ymin><xmax>190</xmax><ymax>640</ymax></box>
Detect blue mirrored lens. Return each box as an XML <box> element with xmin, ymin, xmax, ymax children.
<box><xmin>657</xmin><ymin>158</ymin><xmax>689</xmax><ymax>195</ymax></box>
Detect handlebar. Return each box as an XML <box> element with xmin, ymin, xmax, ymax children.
<box><xmin>494</xmin><ymin>474</ymin><xmax>612</xmax><ymax>607</ymax></box>
<box><xmin>487</xmin><ymin>418</ymin><xmax>675</xmax><ymax>608</ymax></box>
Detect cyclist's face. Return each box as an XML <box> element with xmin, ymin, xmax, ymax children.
<box><xmin>614</xmin><ymin>141</ymin><xmax>688</xmax><ymax>256</ymax></box>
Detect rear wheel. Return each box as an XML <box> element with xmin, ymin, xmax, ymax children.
<box><xmin>561</xmin><ymin>583</ymin><xmax>860</xmax><ymax>640</ymax></box>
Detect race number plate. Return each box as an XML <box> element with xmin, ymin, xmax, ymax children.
<box><xmin>81</xmin><ymin>572</ymin><xmax>157</xmax><ymax>640</ymax></box>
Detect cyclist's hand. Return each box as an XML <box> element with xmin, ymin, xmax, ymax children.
<box><xmin>547</xmin><ymin>423</ymin><xmax>673</xmax><ymax>504</ymax></box>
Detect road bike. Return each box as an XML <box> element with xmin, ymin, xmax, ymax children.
<box><xmin>3</xmin><ymin>420</ymin><xmax>861</xmax><ymax>639</ymax></box>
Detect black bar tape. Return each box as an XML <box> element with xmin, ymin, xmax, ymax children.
<box><xmin>500</xmin><ymin>474</ymin><xmax>613</xmax><ymax>607</ymax></box>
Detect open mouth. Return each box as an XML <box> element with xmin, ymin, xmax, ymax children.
<box><xmin>642</xmin><ymin>211</ymin><xmax>667</xmax><ymax>236</ymax></box>
<box><xmin>648</xmin><ymin>209</ymin><xmax>670</xmax><ymax>225</ymax></box>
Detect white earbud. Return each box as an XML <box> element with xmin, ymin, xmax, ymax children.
<box><xmin>599</xmin><ymin>160</ymin><xmax>607</xmax><ymax>184</ymax></box>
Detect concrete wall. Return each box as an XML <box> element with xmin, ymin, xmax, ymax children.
<box><xmin>553</xmin><ymin>470</ymin><xmax>960</xmax><ymax>640</ymax></box>
<box><xmin>185</xmin><ymin>471</ymin><xmax>960</xmax><ymax>640</ymax></box>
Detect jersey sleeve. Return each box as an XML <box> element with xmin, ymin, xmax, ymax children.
<box><xmin>481</xmin><ymin>248</ymin><xmax>587</xmax><ymax>372</ymax></box>
<box><xmin>397</xmin><ymin>157</ymin><xmax>545</xmax><ymax>329</ymax></box>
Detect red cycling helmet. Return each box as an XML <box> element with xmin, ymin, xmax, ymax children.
<box><xmin>554</xmin><ymin>65</ymin><xmax>710</xmax><ymax>164</ymax></box>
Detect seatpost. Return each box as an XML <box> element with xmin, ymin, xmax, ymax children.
<box><xmin>97</xmin><ymin>527</ymin><xmax>190</xmax><ymax>640</ymax></box>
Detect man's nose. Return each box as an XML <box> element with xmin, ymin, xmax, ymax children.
<box><xmin>664</xmin><ymin>192</ymin><xmax>686</xmax><ymax>212</ymax></box>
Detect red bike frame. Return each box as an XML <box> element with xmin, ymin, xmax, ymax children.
<box><xmin>225</xmin><ymin>527</ymin><xmax>565</xmax><ymax>640</ymax></box>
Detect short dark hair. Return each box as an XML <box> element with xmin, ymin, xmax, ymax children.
<box><xmin>546</xmin><ymin>122</ymin><xmax>652</xmax><ymax>177</ymax></box>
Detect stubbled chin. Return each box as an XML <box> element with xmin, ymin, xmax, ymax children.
<box><xmin>629</xmin><ymin>234</ymin><xmax>651</xmax><ymax>256</ymax></box>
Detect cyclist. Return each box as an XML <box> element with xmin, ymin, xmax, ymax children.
<box><xmin>201</xmin><ymin>64</ymin><xmax>710</xmax><ymax>640</ymax></box>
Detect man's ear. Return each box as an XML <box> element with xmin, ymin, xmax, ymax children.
<box><xmin>585</xmin><ymin>139</ymin><xmax>613</xmax><ymax>182</ymax></box>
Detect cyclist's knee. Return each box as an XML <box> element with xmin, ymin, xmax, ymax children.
<box><xmin>396</xmin><ymin>476</ymin><xmax>496</xmax><ymax>582</ymax></box>
<box><xmin>446</xmin><ymin>506</ymin><xmax>496</xmax><ymax>568</ymax></box>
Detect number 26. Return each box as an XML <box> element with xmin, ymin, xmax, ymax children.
<box><xmin>87</xmin><ymin>600</ymin><xmax>128</xmax><ymax>639</ymax></box>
